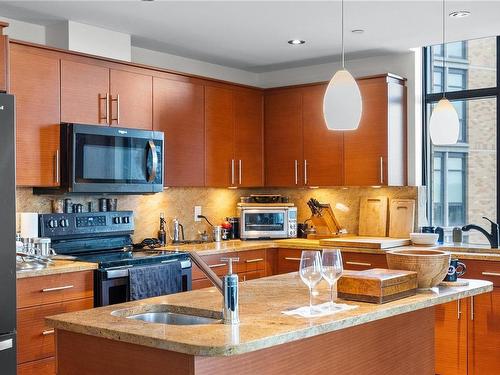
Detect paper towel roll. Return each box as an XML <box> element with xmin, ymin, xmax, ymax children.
<box><xmin>19</xmin><ymin>212</ymin><xmax>38</xmax><ymax>239</ymax></box>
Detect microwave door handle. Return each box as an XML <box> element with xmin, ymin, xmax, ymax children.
<box><xmin>147</xmin><ymin>140</ymin><xmax>158</xmax><ymax>183</ymax></box>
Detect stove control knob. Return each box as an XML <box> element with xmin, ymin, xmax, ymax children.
<box><xmin>122</xmin><ymin>216</ymin><xmax>130</xmax><ymax>224</ymax></box>
<box><xmin>47</xmin><ymin>219</ymin><xmax>58</xmax><ymax>228</ymax></box>
<box><xmin>59</xmin><ymin>219</ymin><xmax>69</xmax><ymax>228</ymax></box>
<box><xmin>113</xmin><ymin>217</ymin><xmax>122</xmax><ymax>224</ymax></box>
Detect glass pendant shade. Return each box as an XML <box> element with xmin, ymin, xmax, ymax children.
<box><xmin>323</xmin><ymin>69</ymin><xmax>362</xmax><ymax>130</ymax></box>
<box><xmin>429</xmin><ymin>98</ymin><xmax>459</xmax><ymax>145</ymax></box>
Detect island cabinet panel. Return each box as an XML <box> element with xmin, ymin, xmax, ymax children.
<box><xmin>16</xmin><ymin>270</ymin><xmax>94</xmax><ymax>375</ymax></box>
<box><xmin>234</xmin><ymin>89</ymin><xmax>264</xmax><ymax>187</ymax></box>
<box><xmin>342</xmin><ymin>252</ymin><xmax>388</xmax><ymax>270</ymax></box>
<box><xmin>60</xmin><ymin>59</ymin><xmax>110</xmax><ymax>125</ymax></box>
<box><xmin>343</xmin><ymin>75</ymin><xmax>407</xmax><ymax>186</ymax></box>
<box><xmin>153</xmin><ymin>77</ymin><xmax>205</xmax><ymax>187</ymax></box>
<box><xmin>435</xmin><ymin>300</ymin><xmax>468</xmax><ymax>375</ymax></box>
<box><xmin>302</xmin><ymin>84</ymin><xmax>344</xmax><ymax>186</ymax></box>
<box><xmin>205</xmin><ymin>85</ymin><xmax>235</xmax><ymax>187</ymax></box>
<box><xmin>109</xmin><ymin>68</ymin><xmax>153</xmax><ymax>129</ymax></box>
<box><xmin>10</xmin><ymin>44</ymin><xmax>60</xmax><ymax>187</ymax></box>
<box><xmin>264</xmin><ymin>89</ymin><xmax>303</xmax><ymax>187</ymax></box>
<box><xmin>276</xmin><ymin>248</ymin><xmax>303</xmax><ymax>274</ymax></box>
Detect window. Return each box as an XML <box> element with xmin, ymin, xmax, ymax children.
<box><xmin>424</xmin><ymin>36</ymin><xmax>498</xmax><ymax>245</ymax></box>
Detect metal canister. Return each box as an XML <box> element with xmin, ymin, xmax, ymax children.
<box><xmin>213</xmin><ymin>225</ymin><xmax>223</xmax><ymax>242</ymax></box>
<box><xmin>34</xmin><ymin>237</ymin><xmax>52</xmax><ymax>257</ymax></box>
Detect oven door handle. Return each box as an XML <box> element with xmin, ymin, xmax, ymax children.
<box><xmin>105</xmin><ymin>265</ymin><xmax>134</xmax><ymax>279</ymax></box>
<box><xmin>147</xmin><ymin>140</ymin><xmax>158</xmax><ymax>183</ymax></box>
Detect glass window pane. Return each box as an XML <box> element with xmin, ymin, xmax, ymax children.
<box><xmin>448</xmin><ymin>156</ymin><xmax>463</xmax><ymax>170</ymax></box>
<box><xmin>427</xmin><ymin>36</ymin><xmax>496</xmax><ymax>93</ymax></box>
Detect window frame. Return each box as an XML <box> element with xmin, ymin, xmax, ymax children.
<box><xmin>422</xmin><ymin>36</ymin><xmax>500</xmax><ymax>226</ymax></box>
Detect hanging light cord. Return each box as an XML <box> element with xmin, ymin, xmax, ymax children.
<box><xmin>341</xmin><ymin>0</ymin><xmax>345</xmax><ymax>69</ymax></box>
<box><xmin>442</xmin><ymin>0</ymin><xmax>446</xmax><ymax>99</ymax></box>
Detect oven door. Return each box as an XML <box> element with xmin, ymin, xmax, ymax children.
<box><xmin>64</xmin><ymin>123</ymin><xmax>164</xmax><ymax>193</ymax></box>
<box><xmin>240</xmin><ymin>209</ymin><xmax>289</xmax><ymax>239</ymax></box>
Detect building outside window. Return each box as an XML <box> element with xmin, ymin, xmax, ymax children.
<box><xmin>424</xmin><ymin>36</ymin><xmax>497</xmax><ymax>244</ymax></box>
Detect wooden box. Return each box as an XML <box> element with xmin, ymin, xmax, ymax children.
<box><xmin>337</xmin><ymin>268</ymin><xmax>418</xmax><ymax>304</ymax></box>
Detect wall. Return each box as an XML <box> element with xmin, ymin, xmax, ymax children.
<box><xmin>0</xmin><ymin>16</ymin><xmax>45</xmax><ymax>44</ymax></box>
<box><xmin>16</xmin><ymin>186</ymin><xmax>422</xmax><ymax>243</ymax></box>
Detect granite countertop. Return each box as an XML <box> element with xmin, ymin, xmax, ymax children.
<box><xmin>47</xmin><ymin>273</ymin><xmax>492</xmax><ymax>357</ymax></box>
<box><xmin>16</xmin><ymin>260</ymin><xmax>98</xmax><ymax>279</ymax></box>
<box><xmin>158</xmin><ymin>238</ymin><xmax>500</xmax><ymax>261</ymax></box>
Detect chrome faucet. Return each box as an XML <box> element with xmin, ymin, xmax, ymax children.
<box><xmin>188</xmin><ymin>252</ymin><xmax>240</xmax><ymax>325</ymax></box>
<box><xmin>462</xmin><ymin>216</ymin><xmax>499</xmax><ymax>249</ymax></box>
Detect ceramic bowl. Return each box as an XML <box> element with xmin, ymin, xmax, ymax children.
<box><xmin>386</xmin><ymin>249</ymin><xmax>451</xmax><ymax>288</ymax></box>
<box><xmin>410</xmin><ymin>232</ymin><xmax>439</xmax><ymax>245</ymax></box>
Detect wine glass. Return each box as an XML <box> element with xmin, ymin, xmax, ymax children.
<box><xmin>321</xmin><ymin>249</ymin><xmax>343</xmax><ymax>308</ymax></box>
<box><xmin>299</xmin><ymin>250</ymin><xmax>323</xmax><ymax>314</ymax></box>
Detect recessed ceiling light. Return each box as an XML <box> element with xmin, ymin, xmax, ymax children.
<box><xmin>351</xmin><ymin>29</ymin><xmax>364</xmax><ymax>34</ymax></box>
<box><xmin>288</xmin><ymin>39</ymin><xmax>305</xmax><ymax>45</ymax></box>
<box><xmin>449</xmin><ymin>10</ymin><xmax>471</xmax><ymax>18</ymax></box>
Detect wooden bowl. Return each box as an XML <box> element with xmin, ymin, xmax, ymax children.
<box><xmin>386</xmin><ymin>249</ymin><xmax>451</xmax><ymax>288</ymax></box>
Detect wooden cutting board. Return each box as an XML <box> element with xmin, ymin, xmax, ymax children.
<box><xmin>388</xmin><ymin>199</ymin><xmax>415</xmax><ymax>238</ymax></box>
<box><xmin>338</xmin><ymin>268</ymin><xmax>418</xmax><ymax>304</ymax></box>
<box><xmin>319</xmin><ymin>236</ymin><xmax>411</xmax><ymax>249</ymax></box>
<box><xmin>358</xmin><ymin>196</ymin><xmax>388</xmax><ymax>237</ymax></box>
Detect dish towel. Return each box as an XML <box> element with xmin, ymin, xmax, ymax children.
<box><xmin>128</xmin><ymin>262</ymin><xmax>182</xmax><ymax>301</ymax></box>
<box><xmin>282</xmin><ymin>302</ymin><xmax>358</xmax><ymax>318</ymax></box>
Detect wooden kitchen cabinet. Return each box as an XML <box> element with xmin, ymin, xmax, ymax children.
<box><xmin>342</xmin><ymin>252</ymin><xmax>387</xmax><ymax>270</ymax></box>
<box><xmin>61</xmin><ymin>60</ymin><xmax>110</xmax><ymax>125</ymax></box>
<box><xmin>16</xmin><ymin>270</ymin><xmax>94</xmax><ymax>375</ymax></box>
<box><xmin>110</xmin><ymin>68</ymin><xmax>153</xmax><ymax>129</ymax></box>
<box><xmin>10</xmin><ymin>44</ymin><xmax>61</xmax><ymax>187</ymax></box>
<box><xmin>302</xmin><ymin>84</ymin><xmax>344</xmax><ymax>186</ymax></box>
<box><xmin>153</xmin><ymin>77</ymin><xmax>205</xmax><ymax>187</ymax></box>
<box><xmin>234</xmin><ymin>89</ymin><xmax>264</xmax><ymax>187</ymax></box>
<box><xmin>343</xmin><ymin>74</ymin><xmax>407</xmax><ymax>186</ymax></box>
<box><xmin>435</xmin><ymin>300</ymin><xmax>468</xmax><ymax>375</ymax></box>
<box><xmin>0</xmin><ymin>29</ymin><xmax>8</xmax><ymax>93</ymax></box>
<box><xmin>264</xmin><ymin>89</ymin><xmax>303</xmax><ymax>187</ymax></box>
<box><xmin>205</xmin><ymin>85</ymin><xmax>264</xmax><ymax>187</ymax></box>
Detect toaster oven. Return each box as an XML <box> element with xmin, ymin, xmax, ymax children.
<box><xmin>239</xmin><ymin>206</ymin><xmax>297</xmax><ymax>240</ymax></box>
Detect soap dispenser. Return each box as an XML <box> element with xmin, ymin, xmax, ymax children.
<box><xmin>221</xmin><ymin>257</ymin><xmax>240</xmax><ymax>325</ymax></box>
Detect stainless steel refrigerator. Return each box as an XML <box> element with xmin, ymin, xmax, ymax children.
<box><xmin>0</xmin><ymin>94</ymin><xmax>17</xmax><ymax>374</ymax></box>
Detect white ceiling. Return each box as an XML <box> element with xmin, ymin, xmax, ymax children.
<box><xmin>0</xmin><ymin>1</ymin><xmax>499</xmax><ymax>72</ymax></box>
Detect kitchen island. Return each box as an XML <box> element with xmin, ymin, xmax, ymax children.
<box><xmin>47</xmin><ymin>273</ymin><xmax>492</xmax><ymax>375</ymax></box>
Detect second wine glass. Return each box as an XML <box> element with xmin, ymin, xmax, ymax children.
<box><xmin>321</xmin><ymin>249</ymin><xmax>343</xmax><ymax>308</ymax></box>
<box><xmin>299</xmin><ymin>250</ymin><xmax>323</xmax><ymax>315</ymax></box>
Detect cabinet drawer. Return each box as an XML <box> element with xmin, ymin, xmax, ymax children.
<box><xmin>238</xmin><ymin>250</ymin><xmax>266</xmax><ymax>272</ymax></box>
<box><xmin>17</xmin><ymin>271</ymin><xmax>94</xmax><ymax>309</ymax></box>
<box><xmin>17</xmin><ymin>297</ymin><xmax>93</xmax><ymax>364</ymax></box>
<box><xmin>462</xmin><ymin>260</ymin><xmax>500</xmax><ymax>287</ymax></box>
<box><xmin>241</xmin><ymin>270</ymin><xmax>266</xmax><ymax>282</ymax></box>
<box><xmin>191</xmin><ymin>278</ymin><xmax>214</xmax><ymax>290</ymax></box>
<box><xmin>18</xmin><ymin>357</ymin><xmax>55</xmax><ymax>375</ymax></box>
<box><xmin>192</xmin><ymin>254</ymin><xmax>230</xmax><ymax>280</ymax></box>
<box><xmin>342</xmin><ymin>252</ymin><xmax>387</xmax><ymax>270</ymax></box>
<box><xmin>277</xmin><ymin>248</ymin><xmax>304</xmax><ymax>274</ymax></box>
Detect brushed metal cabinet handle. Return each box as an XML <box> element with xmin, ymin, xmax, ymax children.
<box><xmin>245</xmin><ymin>258</ymin><xmax>264</xmax><ymax>263</ymax></box>
<box><xmin>42</xmin><ymin>329</ymin><xmax>55</xmax><ymax>336</ymax></box>
<box><xmin>147</xmin><ymin>140</ymin><xmax>158</xmax><ymax>182</ymax></box>
<box><xmin>99</xmin><ymin>93</ymin><xmax>110</xmax><ymax>124</ymax></box>
<box><xmin>304</xmin><ymin>159</ymin><xmax>308</xmax><ymax>185</ymax></box>
<box><xmin>482</xmin><ymin>272</ymin><xmax>500</xmax><ymax>277</ymax></box>
<box><xmin>209</xmin><ymin>263</ymin><xmax>226</xmax><ymax>268</ymax></box>
<box><xmin>231</xmin><ymin>159</ymin><xmax>235</xmax><ymax>185</ymax></box>
<box><xmin>239</xmin><ymin>160</ymin><xmax>242</xmax><ymax>185</ymax></box>
<box><xmin>457</xmin><ymin>299</ymin><xmax>461</xmax><ymax>320</ymax></box>
<box><xmin>294</xmin><ymin>160</ymin><xmax>298</xmax><ymax>185</ymax></box>
<box><xmin>54</xmin><ymin>149</ymin><xmax>60</xmax><ymax>184</ymax></box>
<box><xmin>380</xmin><ymin>156</ymin><xmax>384</xmax><ymax>184</ymax></box>
<box><xmin>470</xmin><ymin>296</ymin><xmax>474</xmax><ymax>321</ymax></box>
<box><xmin>284</xmin><ymin>257</ymin><xmax>301</xmax><ymax>261</ymax></box>
<box><xmin>346</xmin><ymin>261</ymin><xmax>372</xmax><ymax>267</ymax></box>
<box><xmin>41</xmin><ymin>285</ymin><xmax>74</xmax><ymax>292</ymax></box>
<box><xmin>0</xmin><ymin>339</ymin><xmax>13</xmax><ymax>351</ymax></box>
<box><xmin>111</xmin><ymin>94</ymin><xmax>120</xmax><ymax>124</ymax></box>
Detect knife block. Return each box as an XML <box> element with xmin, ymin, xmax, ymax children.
<box><xmin>307</xmin><ymin>205</ymin><xmax>345</xmax><ymax>239</ymax></box>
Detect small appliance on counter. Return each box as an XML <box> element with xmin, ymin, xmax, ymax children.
<box><xmin>238</xmin><ymin>195</ymin><xmax>297</xmax><ymax>240</ymax></box>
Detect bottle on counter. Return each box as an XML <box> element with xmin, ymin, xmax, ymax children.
<box><xmin>158</xmin><ymin>212</ymin><xmax>166</xmax><ymax>246</ymax></box>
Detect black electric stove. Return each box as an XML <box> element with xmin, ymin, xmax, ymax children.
<box><xmin>39</xmin><ymin>211</ymin><xmax>192</xmax><ymax>306</ymax></box>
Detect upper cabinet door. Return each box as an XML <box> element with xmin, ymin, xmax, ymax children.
<box><xmin>109</xmin><ymin>69</ymin><xmax>152</xmax><ymax>130</ymax></box>
<box><xmin>234</xmin><ymin>89</ymin><xmax>264</xmax><ymax>187</ymax></box>
<box><xmin>61</xmin><ymin>60</ymin><xmax>110</xmax><ymax>125</ymax></box>
<box><xmin>264</xmin><ymin>90</ymin><xmax>303</xmax><ymax>187</ymax></box>
<box><xmin>153</xmin><ymin>77</ymin><xmax>205</xmax><ymax>187</ymax></box>
<box><xmin>344</xmin><ymin>77</ymin><xmax>389</xmax><ymax>186</ymax></box>
<box><xmin>0</xmin><ymin>35</ymin><xmax>8</xmax><ymax>93</ymax></box>
<box><xmin>302</xmin><ymin>84</ymin><xmax>344</xmax><ymax>187</ymax></box>
<box><xmin>205</xmin><ymin>85</ymin><xmax>235</xmax><ymax>187</ymax></box>
<box><xmin>11</xmin><ymin>45</ymin><xmax>60</xmax><ymax>187</ymax></box>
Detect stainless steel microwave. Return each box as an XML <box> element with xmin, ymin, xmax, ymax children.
<box><xmin>35</xmin><ymin>123</ymin><xmax>164</xmax><ymax>194</ymax></box>
<box><xmin>239</xmin><ymin>206</ymin><xmax>297</xmax><ymax>240</ymax></box>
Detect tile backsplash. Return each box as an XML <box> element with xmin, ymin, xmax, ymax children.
<box><xmin>16</xmin><ymin>186</ymin><xmax>425</xmax><ymax>243</ymax></box>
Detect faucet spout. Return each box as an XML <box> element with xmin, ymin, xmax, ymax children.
<box><xmin>462</xmin><ymin>216</ymin><xmax>499</xmax><ymax>248</ymax></box>
<box><xmin>188</xmin><ymin>251</ymin><xmax>223</xmax><ymax>293</ymax></box>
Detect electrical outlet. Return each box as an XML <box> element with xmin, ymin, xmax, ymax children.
<box><xmin>194</xmin><ymin>206</ymin><xmax>202</xmax><ymax>222</ymax></box>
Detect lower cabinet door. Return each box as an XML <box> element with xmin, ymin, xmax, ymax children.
<box><xmin>18</xmin><ymin>357</ymin><xmax>55</xmax><ymax>375</ymax></box>
<box><xmin>435</xmin><ymin>299</ymin><xmax>468</xmax><ymax>375</ymax></box>
<box><xmin>240</xmin><ymin>270</ymin><xmax>266</xmax><ymax>282</ymax></box>
<box><xmin>468</xmin><ymin>288</ymin><xmax>500</xmax><ymax>375</ymax></box>
<box><xmin>191</xmin><ymin>278</ymin><xmax>213</xmax><ymax>290</ymax></box>
<box><xmin>277</xmin><ymin>249</ymin><xmax>303</xmax><ymax>274</ymax></box>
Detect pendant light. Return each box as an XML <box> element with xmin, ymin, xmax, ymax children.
<box><xmin>323</xmin><ymin>0</ymin><xmax>362</xmax><ymax>131</ymax></box>
<box><xmin>429</xmin><ymin>0</ymin><xmax>459</xmax><ymax>145</ymax></box>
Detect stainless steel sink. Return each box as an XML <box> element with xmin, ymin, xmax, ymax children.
<box><xmin>127</xmin><ymin>311</ymin><xmax>220</xmax><ymax>325</ymax></box>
